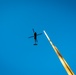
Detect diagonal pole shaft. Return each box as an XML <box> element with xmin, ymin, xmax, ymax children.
<box><xmin>43</xmin><ymin>30</ymin><xmax>74</xmax><ymax>75</ymax></box>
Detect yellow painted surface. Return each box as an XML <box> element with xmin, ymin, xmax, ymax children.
<box><xmin>43</xmin><ymin>30</ymin><xmax>74</xmax><ymax>75</ymax></box>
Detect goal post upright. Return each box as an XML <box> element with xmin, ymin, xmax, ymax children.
<box><xmin>43</xmin><ymin>30</ymin><xmax>74</xmax><ymax>75</ymax></box>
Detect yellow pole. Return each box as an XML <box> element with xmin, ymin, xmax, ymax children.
<box><xmin>43</xmin><ymin>30</ymin><xmax>74</xmax><ymax>75</ymax></box>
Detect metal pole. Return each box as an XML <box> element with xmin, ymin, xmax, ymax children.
<box><xmin>43</xmin><ymin>30</ymin><xmax>74</xmax><ymax>75</ymax></box>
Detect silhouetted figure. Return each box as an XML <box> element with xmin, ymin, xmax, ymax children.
<box><xmin>28</xmin><ymin>29</ymin><xmax>42</xmax><ymax>45</ymax></box>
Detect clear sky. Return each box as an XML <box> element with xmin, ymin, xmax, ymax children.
<box><xmin>0</xmin><ymin>0</ymin><xmax>76</xmax><ymax>75</ymax></box>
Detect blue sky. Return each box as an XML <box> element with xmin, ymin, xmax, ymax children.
<box><xmin>0</xmin><ymin>0</ymin><xmax>76</xmax><ymax>75</ymax></box>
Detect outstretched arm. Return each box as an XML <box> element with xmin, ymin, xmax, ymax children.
<box><xmin>37</xmin><ymin>33</ymin><xmax>42</xmax><ymax>36</ymax></box>
<box><xmin>28</xmin><ymin>36</ymin><xmax>34</xmax><ymax>38</ymax></box>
